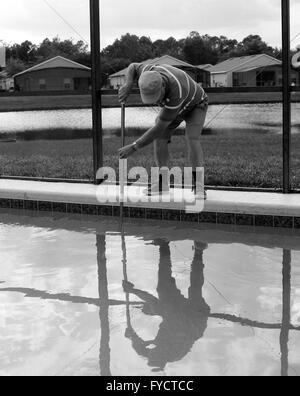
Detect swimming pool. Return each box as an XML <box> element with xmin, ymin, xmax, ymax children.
<box><xmin>1</xmin><ymin>209</ymin><xmax>300</xmax><ymax>376</ymax></box>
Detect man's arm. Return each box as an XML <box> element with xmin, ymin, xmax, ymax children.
<box><xmin>135</xmin><ymin>118</ymin><xmax>172</xmax><ymax>149</ymax></box>
<box><xmin>118</xmin><ymin>118</ymin><xmax>172</xmax><ymax>159</ymax></box>
<box><xmin>118</xmin><ymin>63</ymin><xmax>140</xmax><ymax>103</ymax></box>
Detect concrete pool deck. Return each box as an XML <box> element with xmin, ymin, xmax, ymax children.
<box><xmin>0</xmin><ymin>179</ymin><xmax>300</xmax><ymax>228</ymax></box>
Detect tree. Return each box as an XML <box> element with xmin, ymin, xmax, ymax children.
<box><xmin>5</xmin><ymin>58</ymin><xmax>26</xmax><ymax>77</ymax></box>
<box><xmin>224</xmin><ymin>35</ymin><xmax>276</xmax><ymax>59</ymax></box>
<box><xmin>242</xmin><ymin>35</ymin><xmax>275</xmax><ymax>56</ymax></box>
<box><xmin>5</xmin><ymin>37</ymin><xmax>90</xmax><ymax>70</ymax></box>
<box><xmin>183</xmin><ymin>32</ymin><xmax>219</xmax><ymax>65</ymax></box>
<box><xmin>4</xmin><ymin>32</ymin><xmax>280</xmax><ymax>83</ymax></box>
<box><xmin>151</xmin><ymin>37</ymin><xmax>184</xmax><ymax>58</ymax></box>
<box><xmin>101</xmin><ymin>33</ymin><xmax>154</xmax><ymax>63</ymax></box>
<box><xmin>6</xmin><ymin>41</ymin><xmax>37</xmax><ymax>65</ymax></box>
<box><xmin>216</xmin><ymin>36</ymin><xmax>239</xmax><ymax>61</ymax></box>
<box><xmin>35</xmin><ymin>37</ymin><xmax>89</xmax><ymax>62</ymax></box>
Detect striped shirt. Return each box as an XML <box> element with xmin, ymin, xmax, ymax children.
<box><xmin>136</xmin><ymin>63</ymin><xmax>207</xmax><ymax>122</ymax></box>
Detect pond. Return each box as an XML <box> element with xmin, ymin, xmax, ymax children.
<box><xmin>0</xmin><ymin>103</ymin><xmax>300</xmax><ymax>137</ymax></box>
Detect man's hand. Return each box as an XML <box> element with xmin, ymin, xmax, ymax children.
<box><xmin>119</xmin><ymin>144</ymin><xmax>136</xmax><ymax>159</ymax></box>
<box><xmin>123</xmin><ymin>280</ymin><xmax>135</xmax><ymax>292</ymax></box>
<box><xmin>119</xmin><ymin>84</ymin><xmax>132</xmax><ymax>103</ymax></box>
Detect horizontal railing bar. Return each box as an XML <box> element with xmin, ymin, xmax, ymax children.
<box><xmin>0</xmin><ymin>90</ymin><xmax>92</xmax><ymax>97</ymax></box>
<box><xmin>1</xmin><ymin>86</ymin><xmax>300</xmax><ymax>98</ymax></box>
<box><xmin>0</xmin><ymin>175</ymin><xmax>93</xmax><ymax>184</ymax></box>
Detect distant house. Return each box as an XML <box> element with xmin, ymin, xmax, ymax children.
<box><xmin>208</xmin><ymin>54</ymin><xmax>300</xmax><ymax>87</ymax></box>
<box><xmin>108</xmin><ymin>55</ymin><xmax>211</xmax><ymax>89</ymax></box>
<box><xmin>14</xmin><ymin>56</ymin><xmax>91</xmax><ymax>92</ymax></box>
<box><xmin>0</xmin><ymin>71</ymin><xmax>14</xmax><ymax>92</ymax></box>
<box><xmin>0</xmin><ymin>46</ymin><xmax>6</xmax><ymax>69</ymax></box>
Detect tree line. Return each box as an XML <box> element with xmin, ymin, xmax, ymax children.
<box><xmin>1</xmin><ymin>32</ymin><xmax>290</xmax><ymax>85</ymax></box>
<box><xmin>3</xmin><ymin>37</ymin><xmax>90</xmax><ymax>77</ymax></box>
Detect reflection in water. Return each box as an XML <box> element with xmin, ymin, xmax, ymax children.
<box><xmin>97</xmin><ymin>234</ymin><xmax>111</xmax><ymax>377</ymax></box>
<box><xmin>0</xmin><ymin>286</ymin><xmax>140</xmax><ymax>307</ymax></box>
<box><xmin>0</xmin><ymin>231</ymin><xmax>298</xmax><ymax>376</ymax></box>
<box><xmin>280</xmin><ymin>250</ymin><xmax>291</xmax><ymax>377</ymax></box>
<box><xmin>121</xmin><ymin>241</ymin><xmax>296</xmax><ymax>376</ymax></box>
<box><xmin>123</xmin><ymin>240</ymin><xmax>210</xmax><ymax>372</ymax></box>
<box><xmin>121</xmin><ymin>241</ymin><xmax>297</xmax><ymax>376</ymax></box>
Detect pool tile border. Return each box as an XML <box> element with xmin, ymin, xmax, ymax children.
<box><xmin>0</xmin><ymin>198</ymin><xmax>299</xmax><ymax>230</ymax></box>
<box><xmin>294</xmin><ymin>217</ymin><xmax>300</xmax><ymax>229</ymax></box>
<box><xmin>236</xmin><ymin>214</ymin><xmax>255</xmax><ymax>227</ymax></box>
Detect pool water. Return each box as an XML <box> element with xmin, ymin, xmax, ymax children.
<box><xmin>0</xmin><ymin>210</ymin><xmax>300</xmax><ymax>376</ymax></box>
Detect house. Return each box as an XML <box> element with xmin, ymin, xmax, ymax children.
<box><xmin>0</xmin><ymin>45</ymin><xmax>6</xmax><ymax>68</ymax></box>
<box><xmin>0</xmin><ymin>71</ymin><xmax>14</xmax><ymax>92</ymax></box>
<box><xmin>108</xmin><ymin>55</ymin><xmax>211</xmax><ymax>89</ymax></box>
<box><xmin>208</xmin><ymin>54</ymin><xmax>300</xmax><ymax>87</ymax></box>
<box><xmin>14</xmin><ymin>56</ymin><xmax>91</xmax><ymax>92</ymax></box>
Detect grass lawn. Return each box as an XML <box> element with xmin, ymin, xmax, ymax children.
<box><xmin>0</xmin><ymin>132</ymin><xmax>300</xmax><ymax>189</ymax></box>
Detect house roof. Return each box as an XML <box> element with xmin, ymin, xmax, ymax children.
<box><xmin>197</xmin><ymin>64</ymin><xmax>213</xmax><ymax>71</ymax></box>
<box><xmin>109</xmin><ymin>55</ymin><xmax>204</xmax><ymax>78</ymax></box>
<box><xmin>144</xmin><ymin>54</ymin><xmax>197</xmax><ymax>69</ymax></box>
<box><xmin>14</xmin><ymin>56</ymin><xmax>91</xmax><ymax>77</ymax></box>
<box><xmin>209</xmin><ymin>54</ymin><xmax>282</xmax><ymax>74</ymax></box>
<box><xmin>109</xmin><ymin>66</ymin><xmax>129</xmax><ymax>78</ymax></box>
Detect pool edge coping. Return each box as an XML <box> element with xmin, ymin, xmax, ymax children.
<box><xmin>0</xmin><ymin>179</ymin><xmax>300</xmax><ymax>229</ymax></box>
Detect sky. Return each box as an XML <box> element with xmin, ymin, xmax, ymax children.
<box><xmin>0</xmin><ymin>0</ymin><xmax>300</xmax><ymax>50</ymax></box>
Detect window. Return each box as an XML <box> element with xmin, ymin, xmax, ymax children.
<box><xmin>64</xmin><ymin>78</ymin><xmax>71</xmax><ymax>90</ymax></box>
<box><xmin>256</xmin><ymin>71</ymin><xmax>276</xmax><ymax>87</ymax></box>
<box><xmin>39</xmin><ymin>79</ymin><xmax>46</xmax><ymax>90</ymax></box>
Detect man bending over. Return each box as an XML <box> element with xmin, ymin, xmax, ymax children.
<box><xmin>119</xmin><ymin>62</ymin><xmax>208</xmax><ymax>197</ymax></box>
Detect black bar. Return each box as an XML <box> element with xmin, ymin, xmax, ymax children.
<box><xmin>0</xmin><ymin>175</ymin><xmax>92</xmax><ymax>184</ymax></box>
<box><xmin>101</xmin><ymin>87</ymin><xmax>285</xmax><ymax>95</ymax></box>
<box><xmin>90</xmin><ymin>0</ymin><xmax>103</xmax><ymax>183</ymax></box>
<box><xmin>282</xmin><ymin>0</ymin><xmax>291</xmax><ymax>193</ymax></box>
<box><xmin>205</xmin><ymin>185</ymin><xmax>282</xmax><ymax>193</ymax></box>
<box><xmin>1</xmin><ymin>86</ymin><xmax>300</xmax><ymax>98</ymax></box>
<box><xmin>280</xmin><ymin>250</ymin><xmax>291</xmax><ymax>376</ymax></box>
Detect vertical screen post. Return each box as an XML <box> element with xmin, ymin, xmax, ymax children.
<box><xmin>90</xmin><ymin>0</ymin><xmax>103</xmax><ymax>183</ymax></box>
<box><xmin>282</xmin><ymin>0</ymin><xmax>291</xmax><ymax>193</ymax></box>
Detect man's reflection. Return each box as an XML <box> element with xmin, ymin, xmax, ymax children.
<box><xmin>123</xmin><ymin>239</ymin><xmax>210</xmax><ymax>372</ymax></box>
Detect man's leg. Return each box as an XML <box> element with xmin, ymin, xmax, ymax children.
<box><xmin>185</xmin><ymin>107</ymin><xmax>207</xmax><ymax>168</ymax></box>
<box><xmin>154</xmin><ymin>138</ymin><xmax>170</xmax><ymax>168</ymax></box>
<box><xmin>187</xmin><ymin>241</ymin><xmax>210</xmax><ymax>315</ymax></box>
<box><xmin>146</xmin><ymin>117</ymin><xmax>180</xmax><ymax>195</ymax></box>
<box><xmin>148</xmin><ymin>139</ymin><xmax>170</xmax><ymax>194</ymax></box>
<box><xmin>185</xmin><ymin>106</ymin><xmax>208</xmax><ymax>196</ymax></box>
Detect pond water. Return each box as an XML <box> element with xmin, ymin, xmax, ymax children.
<box><xmin>0</xmin><ymin>103</ymin><xmax>300</xmax><ymax>136</ymax></box>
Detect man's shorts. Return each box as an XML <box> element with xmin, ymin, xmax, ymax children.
<box><xmin>161</xmin><ymin>96</ymin><xmax>209</xmax><ymax>143</ymax></box>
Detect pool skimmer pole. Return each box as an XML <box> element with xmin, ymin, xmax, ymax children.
<box><xmin>120</xmin><ymin>102</ymin><xmax>126</xmax><ymax>219</ymax></box>
<box><xmin>120</xmin><ymin>102</ymin><xmax>133</xmax><ymax>329</ymax></box>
